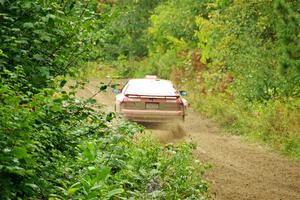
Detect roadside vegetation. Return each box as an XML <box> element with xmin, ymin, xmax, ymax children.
<box><xmin>93</xmin><ymin>0</ymin><xmax>300</xmax><ymax>159</ymax></box>
<box><xmin>0</xmin><ymin>1</ymin><xmax>209</xmax><ymax>199</ymax></box>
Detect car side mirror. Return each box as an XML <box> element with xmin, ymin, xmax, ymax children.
<box><xmin>180</xmin><ymin>90</ymin><xmax>187</xmax><ymax>96</ymax></box>
<box><xmin>112</xmin><ymin>88</ymin><xmax>121</xmax><ymax>94</ymax></box>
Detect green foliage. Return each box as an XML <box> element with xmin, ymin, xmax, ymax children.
<box><xmin>75</xmin><ymin>62</ymin><xmax>119</xmax><ymax>80</ymax></box>
<box><xmin>275</xmin><ymin>0</ymin><xmax>300</xmax><ymax>73</ymax></box>
<box><xmin>0</xmin><ymin>0</ymin><xmax>102</xmax><ymax>87</ymax></box>
<box><xmin>139</xmin><ymin>0</ymin><xmax>205</xmax><ymax>78</ymax></box>
<box><xmin>97</xmin><ymin>0</ymin><xmax>162</xmax><ymax>60</ymax></box>
<box><xmin>0</xmin><ymin>67</ymin><xmax>209</xmax><ymax>199</ymax></box>
<box><xmin>100</xmin><ymin>0</ymin><xmax>300</xmax><ymax>158</ymax></box>
<box><xmin>0</xmin><ymin>66</ymin><xmax>106</xmax><ymax>198</ymax></box>
<box><xmin>148</xmin><ymin>0</ymin><xmax>205</xmax><ymax>53</ymax></box>
<box><xmin>190</xmin><ymin>92</ymin><xmax>300</xmax><ymax>159</ymax></box>
<box><xmin>195</xmin><ymin>0</ymin><xmax>300</xmax><ymax>101</ymax></box>
<box><xmin>113</xmin><ymin>0</ymin><xmax>206</xmax><ymax>78</ymax></box>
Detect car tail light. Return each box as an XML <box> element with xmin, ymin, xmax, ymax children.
<box><xmin>120</xmin><ymin>97</ymin><xmax>128</xmax><ymax>109</ymax></box>
<box><xmin>121</xmin><ymin>96</ymin><xmax>129</xmax><ymax>103</ymax></box>
<box><xmin>176</xmin><ymin>97</ymin><xmax>183</xmax><ymax>105</ymax></box>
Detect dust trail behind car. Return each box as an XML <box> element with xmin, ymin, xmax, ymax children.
<box><xmin>140</xmin><ymin>122</ymin><xmax>187</xmax><ymax>143</ymax></box>
<box><xmin>71</xmin><ymin>78</ymin><xmax>186</xmax><ymax>143</ymax></box>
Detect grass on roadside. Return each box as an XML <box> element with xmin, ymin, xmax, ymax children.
<box><xmin>75</xmin><ymin>62</ymin><xmax>119</xmax><ymax>80</ymax></box>
<box><xmin>188</xmin><ymin>92</ymin><xmax>300</xmax><ymax>159</ymax></box>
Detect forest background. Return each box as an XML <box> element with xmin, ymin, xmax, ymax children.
<box><xmin>93</xmin><ymin>0</ymin><xmax>299</xmax><ymax>158</ymax></box>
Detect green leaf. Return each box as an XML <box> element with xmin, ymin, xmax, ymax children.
<box><xmin>97</xmin><ymin>167</ymin><xmax>111</xmax><ymax>180</ymax></box>
<box><xmin>0</xmin><ymin>49</ymin><xmax>8</xmax><ymax>58</ymax></box>
<box><xmin>67</xmin><ymin>187</ymin><xmax>80</xmax><ymax>196</ymax></box>
<box><xmin>33</xmin><ymin>54</ymin><xmax>44</xmax><ymax>61</ymax></box>
<box><xmin>106</xmin><ymin>112</ymin><xmax>115</xmax><ymax>122</ymax></box>
<box><xmin>6</xmin><ymin>166</ymin><xmax>26</xmax><ymax>176</ymax></box>
<box><xmin>23</xmin><ymin>22</ymin><xmax>34</xmax><ymax>29</ymax></box>
<box><xmin>100</xmin><ymin>85</ymin><xmax>108</xmax><ymax>91</ymax></box>
<box><xmin>11</xmin><ymin>28</ymin><xmax>21</xmax><ymax>32</ymax></box>
<box><xmin>33</xmin><ymin>39</ymin><xmax>42</xmax><ymax>44</ymax></box>
<box><xmin>87</xmin><ymin>99</ymin><xmax>96</xmax><ymax>104</ymax></box>
<box><xmin>13</xmin><ymin>147</ymin><xmax>28</xmax><ymax>159</ymax></box>
<box><xmin>105</xmin><ymin>188</ymin><xmax>124</xmax><ymax>199</ymax></box>
<box><xmin>25</xmin><ymin>183</ymin><xmax>39</xmax><ymax>191</ymax></box>
<box><xmin>47</xmin><ymin>14</ymin><xmax>57</xmax><ymax>20</ymax></box>
<box><xmin>39</xmin><ymin>67</ymin><xmax>50</xmax><ymax>78</ymax></box>
<box><xmin>15</xmin><ymin>40</ymin><xmax>29</xmax><ymax>45</ymax></box>
<box><xmin>50</xmin><ymin>104</ymin><xmax>62</xmax><ymax>112</ymax></box>
<box><xmin>49</xmin><ymin>194</ymin><xmax>65</xmax><ymax>200</ymax></box>
<box><xmin>22</xmin><ymin>1</ymin><xmax>32</xmax><ymax>9</ymax></box>
<box><xmin>90</xmin><ymin>185</ymin><xmax>102</xmax><ymax>191</ymax></box>
<box><xmin>40</xmin><ymin>34</ymin><xmax>51</xmax><ymax>42</ymax></box>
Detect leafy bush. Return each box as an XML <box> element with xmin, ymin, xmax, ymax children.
<box><xmin>0</xmin><ymin>67</ymin><xmax>209</xmax><ymax>199</ymax></box>
<box><xmin>0</xmin><ymin>0</ymin><xmax>102</xmax><ymax>87</ymax></box>
<box><xmin>190</xmin><ymin>92</ymin><xmax>300</xmax><ymax>159</ymax></box>
<box><xmin>195</xmin><ymin>0</ymin><xmax>300</xmax><ymax>101</ymax></box>
<box><xmin>0</xmin><ymin>66</ymin><xmax>108</xmax><ymax>198</ymax></box>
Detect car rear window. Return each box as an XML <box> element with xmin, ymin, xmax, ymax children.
<box><xmin>124</xmin><ymin>79</ymin><xmax>178</xmax><ymax>96</ymax></box>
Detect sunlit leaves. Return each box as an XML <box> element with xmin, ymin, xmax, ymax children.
<box><xmin>194</xmin><ymin>0</ymin><xmax>300</xmax><ymax>101</ymax></box>
<box><xmin>23</xmin><ymin>22</ymin><xmax>34</xmax><ymax>29</ymax></box>
<box><xmin>148</xmin><ymin>0</ymin><xmax>203</xmax><ymax>52</ymax></box>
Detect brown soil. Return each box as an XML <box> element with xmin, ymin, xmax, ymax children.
<box><xmin>75</xmin><ymin>79</ymin><xmax>300</xmax><ymax>200</ymax></box>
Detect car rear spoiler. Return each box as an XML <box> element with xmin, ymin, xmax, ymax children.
<box><xmin>125</xmin><ymin>94</ymin><xmax>179</xmax><ymax>99</ymax></box>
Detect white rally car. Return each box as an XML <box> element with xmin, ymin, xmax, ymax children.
<box><xmin>114</xmin><ymin>76</ymin><xmax>188</xmax><ymax>122</ymax></box>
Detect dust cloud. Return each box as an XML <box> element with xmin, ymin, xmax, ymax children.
<box><xmin>141</xmin><ymin>122</ymin><xmax>187</xmax><ymax>144</ymax></box>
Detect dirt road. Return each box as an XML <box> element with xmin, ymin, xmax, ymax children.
<box><xmin>76</xmin><ymin>79</ymin><xmax>300</xmax><ymax>200</ymax></box>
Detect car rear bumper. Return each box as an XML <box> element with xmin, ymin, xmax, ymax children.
<box><xmin>120</xmin><ymin>109</ymin><xmax>185</xmax><ymax>122</ymax></box>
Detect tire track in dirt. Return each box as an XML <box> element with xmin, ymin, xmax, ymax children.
<box><xmin>75</xmin><ymin>79</ymin><xmax>300</xmax><ymax>200</ymax></box>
